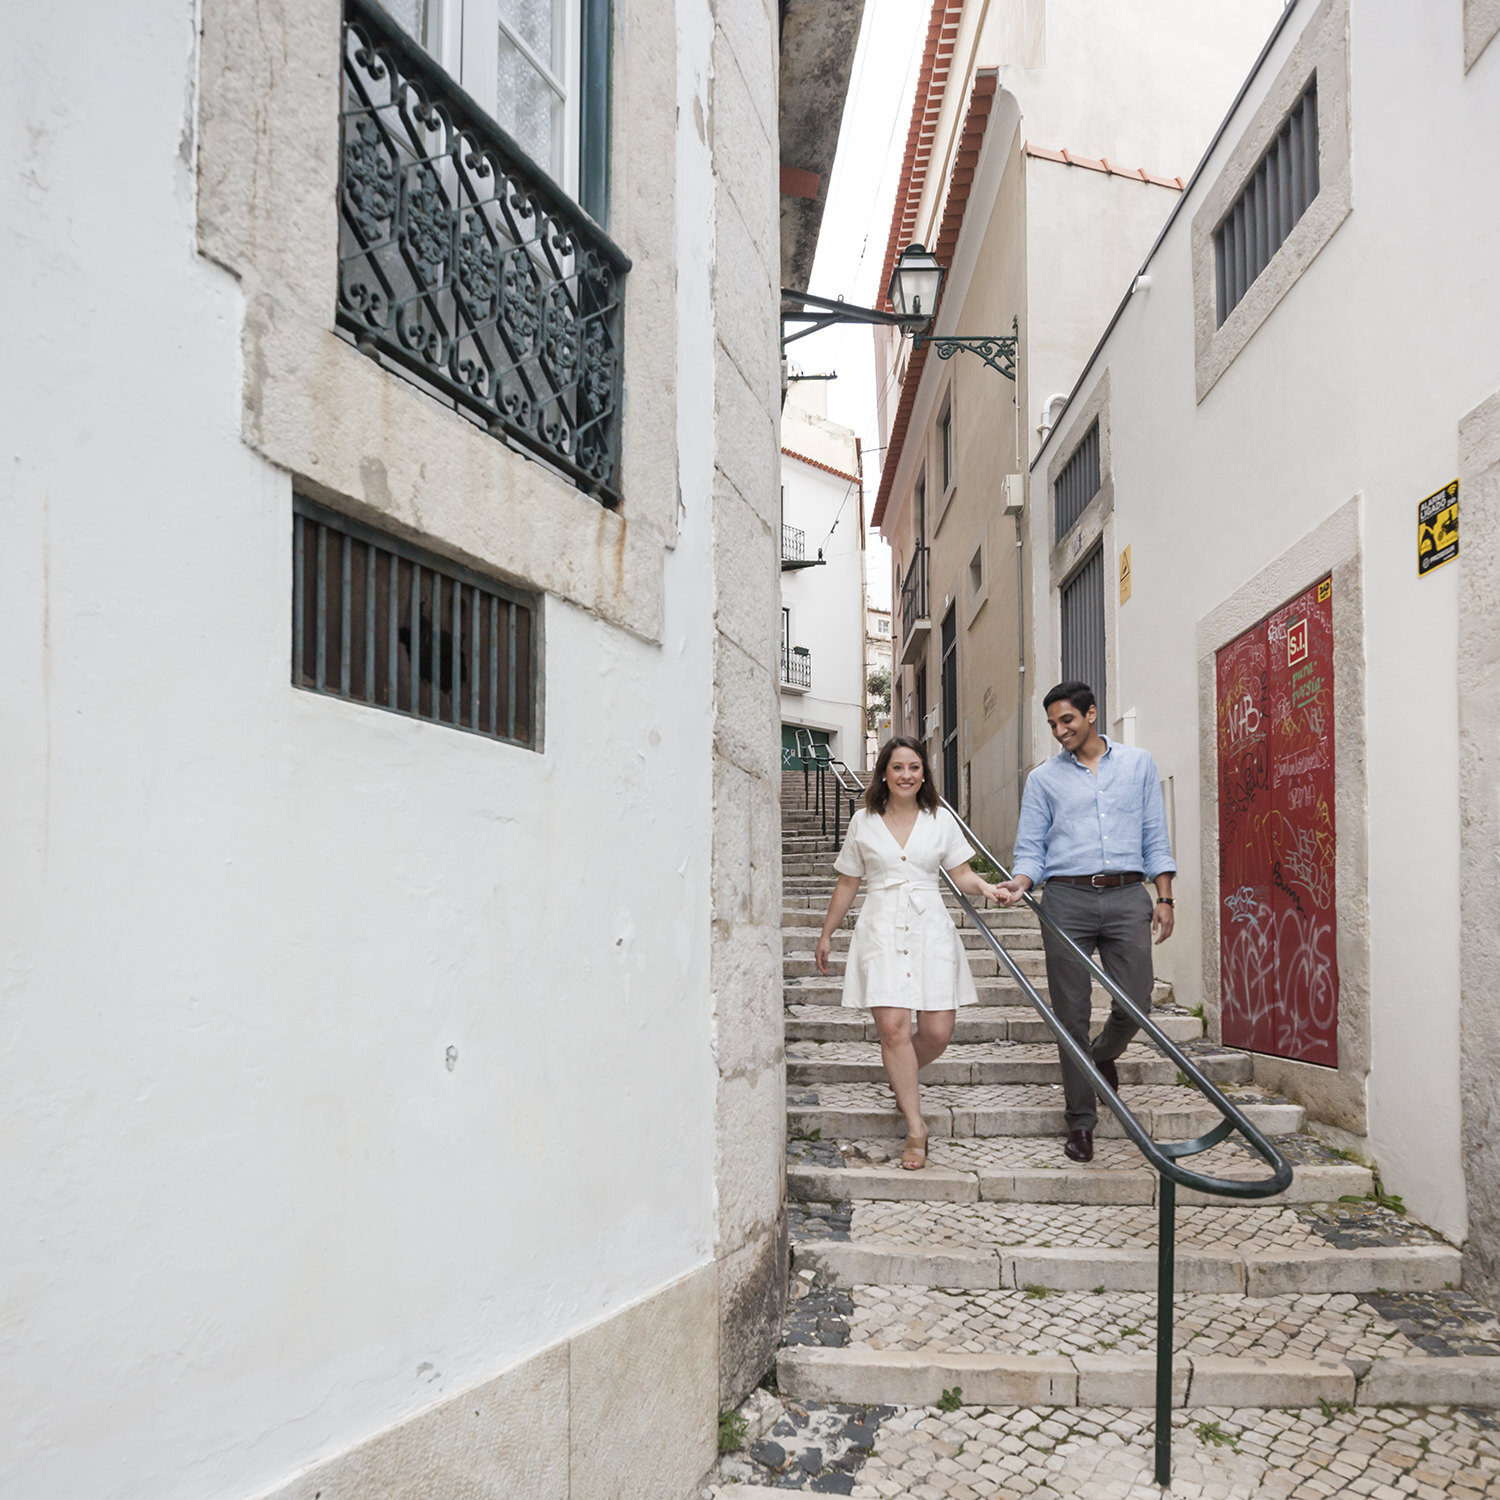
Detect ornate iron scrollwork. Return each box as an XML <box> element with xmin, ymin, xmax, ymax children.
<box><xmin>338</xmin><ymin>0</ymin><xmax>629</xmax><ymax>505</ymax></box>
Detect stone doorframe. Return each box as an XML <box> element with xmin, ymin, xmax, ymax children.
<box><xmin>1195</xmin><ymin>496</ymin><xmax>1370</xmax><ymax>1134</ymax></box>
<box><xmin>1458</xmin><ymin>390</ymin><xmax>1500</xmax><ymax>1308</ymax></box>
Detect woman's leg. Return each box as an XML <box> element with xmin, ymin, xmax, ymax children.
<box><xmin>871</xmin><ymin>1006</ymin><xmax>925</xmax><ymax>1136</ymax></box>
<box><xmin>913</xmin><ymin>1008</ymin><xmax>956</xmax><ymax>1070</ymax></box>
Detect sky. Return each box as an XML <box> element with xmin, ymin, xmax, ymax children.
<box><xmin>790</xmin><ymin>0</ymin><xmax>929</xmax><ymax>609</ymax></box>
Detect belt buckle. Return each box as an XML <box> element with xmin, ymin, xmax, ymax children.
<box><xmin>1090</xmin><ymin>873</ymin><xmax>1107</xmax><ymax>888</ymax></box>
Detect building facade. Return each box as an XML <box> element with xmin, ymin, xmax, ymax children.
<box><xmin>865</xmin><ymin>603</ymin><xmax>893</xmax><ymax>766</ymax></box>
<box><xmin>0</xmin><ymin>0</ymin><xmax>857</xmax><ymax>1493</ymax></box>
<box><xmin>778</xmin><ymin>386</ymin><xmax>867</xmax><ymax>771</ymax></box>
<box><xmin>874</xmin><ymin>0</ymin><xmax>1282</xmax><ymax>851</ymax></box>
<box><xmin>1028</xmin><ymin>0</ymin><xmax>1500</xmax><ymax>1283</ymax></box>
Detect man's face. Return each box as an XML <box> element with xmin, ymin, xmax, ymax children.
<box><xmin>1046</xmin><ymin>699</ymin><xmax>1096</xmax><ymax>753</ymax></box>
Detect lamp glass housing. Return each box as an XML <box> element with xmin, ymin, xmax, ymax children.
<box><xmin>888</xmin><ymin>243</ymin><xmax>945</xmax><ymax>322</ymax></box>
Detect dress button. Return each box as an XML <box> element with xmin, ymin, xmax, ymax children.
<box><xmin>901</xmin><ymin>855</ymin><xmax>907</xmax><ymax>862</ymax></box>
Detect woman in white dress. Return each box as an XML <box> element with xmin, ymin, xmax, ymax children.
<box><xmin>815</xmin><ymin>737</ymin><xmax>1002</xmax><ymax>1169</ymax></box>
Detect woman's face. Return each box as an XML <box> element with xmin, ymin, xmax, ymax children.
<box><xmin>885</xmin><ymin>747</ymin><xmax>924</xmax><ymax>797</ymax></box>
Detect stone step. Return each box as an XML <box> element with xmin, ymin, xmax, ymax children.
<box><xmin>777</xmin><ymin>1345</ymin><xmax>1500</xmax><ymax>1411</ymax></box>
<box><xmin>798</xmin><ymin>1230</ymin><xmax>1464</xmax><ymax>1302</ymax></box>
<box><xmin>782</xmin><ymin>950</ymin><xmax>1051</xmax><ymax>981</ymax></box>
<box><xmin>787</xmin><ymin>1132</ymin><xmax>1370</xmax><ymax>1206</ymax></box>
<box><xmin>786</xmin><ymin>1040</ymin><xmax>1252</xmax><ymax>1089</ymax></box>
<box><xmin>782</xmin><ymin>906</ymin><xmax>1041</xmax><ymax>935</ymax></box>
<box><xmin>784</xmin><ymin>925</ymin><xmax>1046</xmax><ymax>952</ymax></box>
<box><xmin>787</xmin><ymin>1083</ymin><xmax>1304</xmax><ymax>1144</ymax></box>
<box><xmin>783</xmin><ymin>1002</ymin><xmax>1201</xmax><ymax>1045</ymax></box>
<box><xmin>785</xmin><ymin>976</ymin><xmax>1177</xmax><ymax>1008</ymax></box>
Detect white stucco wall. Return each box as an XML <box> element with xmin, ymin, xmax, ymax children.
<box><xmin>0</xmin><ymin>2</ymin><xmax>731</xmax><ymax>1496</ymax></box>
<box><xmin>779</xmin><ymin>446</ymin><xmax>866</xmax><ymax>769</ymax></box>
<box><xmin>1030</xmin><ymin>0</ymin><xmax>1500</xmax><ymax>1239</ymax></box>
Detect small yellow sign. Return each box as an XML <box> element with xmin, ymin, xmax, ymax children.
<box><xmin>1418</xmin><ymin>480</ymin><xmax>1459</xmax><ymax>576</ymax></box>
<box><xmin>1119</xmin><ymin>545</ymin><xmax>1132</xmax><ymax>604</ymax></box>
<box><xmin>1317</xmin><ymin>578</ymin><xmax>1331</xmax><ymax>604</ymax></box>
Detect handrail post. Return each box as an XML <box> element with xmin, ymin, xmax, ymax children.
<box><xmin>1155</xmin><ymin>1172</ymin><xmax>1176</xmax><ymax>1487</ymax></box>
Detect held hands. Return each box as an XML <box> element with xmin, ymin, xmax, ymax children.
<box><xmin>815</xmin><ymin>932</ymin><xmax>833</xmax><ymax>975</ymax></box>
<box><xmin>994</xmin><ymin>876</ymin><xmax>1033</xmax><ymax>908</ymax></box>
<box><xmin>974</xmin><ymin>881</ymin><xmax>1005</xmax><ymax>906</ymax></box>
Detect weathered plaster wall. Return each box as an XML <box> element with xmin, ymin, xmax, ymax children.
<box><xmin>706</xmin><ymin>0</ymin><xmax>787</xmax><ymax>1408</ymax></box>
<box><xmin>0</xmin><ymin>0</ymin><xmax>780</xmax><ymax>1493</ymax></box>
<box><xmin>1458</xmin><ymin>389</ymin><xmax>1500</xmax><ymax>1309</ymax></box>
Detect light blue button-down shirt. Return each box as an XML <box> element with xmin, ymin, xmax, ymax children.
<box><xmin>1011</xmin><ymin>738</ymin><xmax>1176</xmax><ymax>885</ymax></box>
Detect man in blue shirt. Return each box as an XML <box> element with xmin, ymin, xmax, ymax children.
<box><xmin>996</xmin><ymin>681</ymin><xmax>1176</xmax><ymax>1162</ymax></box>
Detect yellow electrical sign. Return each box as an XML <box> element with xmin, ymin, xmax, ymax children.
<box><xmin>1418</xmin><ymin>481</ymin><xmax>1459</xmax><ymax>576</ymax></box>
<box><xmin>1119</xmin><ymin>545</ymin><xmax>1132</xmax><ymax>604</ymax></box>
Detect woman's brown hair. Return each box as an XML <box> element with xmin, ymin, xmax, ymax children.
<box><xmin>864</xmin><ymin>735</ymin><xmax>940</xmax><ymax>815</ymax></box>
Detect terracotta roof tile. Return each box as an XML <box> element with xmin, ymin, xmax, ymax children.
<box><xmin>781</xmin><ymin>447</ymin><xmax>864</xmax><ymax>487</ymax></box>
<box><xmin>872</xmin><ymin>70</ymin><xmax>998</xmax><ymax>530</ymax></box>
<box><xmin>1024</xmin><ymin>142</ymin><xmax>1186</xmax><ymax>191</ymax></box>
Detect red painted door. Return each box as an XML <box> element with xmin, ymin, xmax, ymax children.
<box><xmin>1215</xmin><ymin>577</ymin><xmax>1338</xmax><ymax>1066</ymax></box>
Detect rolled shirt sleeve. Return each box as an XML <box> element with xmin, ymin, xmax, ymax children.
<box><xmin>1011</xmin><ymin>772</ymin><xmax>1050</xmax><ymax>886</ymax></box>
<box><xmin>1139</xmin><ymin>754</ymin><xmax>1176</xmax><ymax>879</ymax></box>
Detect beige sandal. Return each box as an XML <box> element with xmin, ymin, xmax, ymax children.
<box><xmin>901</xmin><ymin>1127</ymin><xmax>929</xmax><ymax>1171</ymax></box>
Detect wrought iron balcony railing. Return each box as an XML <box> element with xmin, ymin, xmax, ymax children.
<box><xmin>901</xmin><ymin>544</ymin><xmax>930</xmax><ymax>638</ymax></box>
<box><xmin>338</xmin><ymin>0</ymin><xmax>630</xmax><ymax>506</ymax></box>
<box><xmin>781</xmin><ymin>646</ymin><xmax>812</xmax><ymax>690</ymax></box>
<box><xmin>781</xmin><ymin>523</ymin><xmax>805</xmax><ymax>563</ymax></box>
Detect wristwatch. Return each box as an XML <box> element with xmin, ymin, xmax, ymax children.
<box><xmin>1155</xmin><ymin>897</ymin><xmax>1175</xmax><ymax>906</ymax></box>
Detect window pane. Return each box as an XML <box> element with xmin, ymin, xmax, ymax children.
<box><xmin>497</xmin><ymin>27</ymin><xmax>564</xmax><ymax>176</ymax></box>
<box><xmin>500</xmin><ymin>0</ymin><xmax>561</xmax><ymax>70</ymax></box>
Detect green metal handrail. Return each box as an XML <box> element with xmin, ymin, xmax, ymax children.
<box><xmin>935</xmin><ymin>797</ymin><xmax>1291</xmax><ymax>1484</ymax></box>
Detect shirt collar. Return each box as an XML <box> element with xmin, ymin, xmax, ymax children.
<box><xmin>1064</xmin><ymin>735</ymin><xmax>1112</xmax><ymax>767</ymax></box>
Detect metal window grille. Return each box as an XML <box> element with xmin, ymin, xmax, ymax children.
<box><xmin>1214</xmin><ymin>78</ymin><xmax>1319</xmax><ymax>327</ymax></box>
<box><xmin>940</xmin><ymin>604</ymin><xmax>959</xmax><ymax>798</ymax></box>
<box><xmin>1054</xmin><ymin>421</ymin><xmax>1101</xmax><ymax>541</ymax></box>
<box><xmin>901</xmin><ymin>544</ymin><xmax>930</xmax><ymax>638</ymax></box>
<box><xmin>292</xmin><ymin>497</ymin><xmax>539</xmax><ymax>748</ymax></box>
<box><xmin>1060</xmin><ymin>546</ymin><xmax>1107</xmax><ymax>729</ymax></box>
<box><xmin>781</xmin><ymin>524</ymin><xmax>805</xmax><ymax>563</ymax></box>
<box><xmin>337</xmin><ymin>0</ymin><xmax>628</xmax><ymax>506</ymax></box>
<box><xmin>781</xmin><ymin>646</ymin><xmax>811</xmax><ymax>690</ymax></box>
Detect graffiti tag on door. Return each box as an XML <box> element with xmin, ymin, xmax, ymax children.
<box><xmin>1215</xmin><ymin>576</ymin><xmax>1338</xmax><ymax>1066</ymax></box>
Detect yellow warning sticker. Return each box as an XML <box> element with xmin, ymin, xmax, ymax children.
<box><xmin>1418</xmin><ymin>480</ymin><xmax>1459</xmax><ymax>576</ymax></box>
<box><xmin>1119</xmin><ymin>545</ymin><xmax>1132</xmax><ymax>604</ymax></box>
<box><xmin>1317</xmin><ymin>578</ymin><xmax>1331</xmax><ymax>604</ymax></box>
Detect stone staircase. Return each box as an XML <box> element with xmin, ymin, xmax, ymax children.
<box><xmin>708</xmin><ymin>773</ymin><xmax>1500</xmax><ymax>1496</ymax></box>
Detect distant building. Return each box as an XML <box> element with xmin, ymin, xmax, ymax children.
<box><xmin>866</xmin><ymin>604</ymin><xmax>893</xmax><ymax>766</ymax></box>
<box><xmin>779</xmin><ymin>382</ymin><xmax>867</xmax><ymax>774</ymax></box>
<box><xmin>873</xmin><ymin>0</ymin><xmax>1282</xmax><ymax>841</ymax></box>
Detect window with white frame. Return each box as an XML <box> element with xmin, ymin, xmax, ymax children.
<box><xmin>939</xmin><ymin>399</ymin><xmax>953</xmax><ymax>494</ymax></box>
<box><xmin>385</xmin><ymin>0</ymin><xmax>610</xmax><ymax>217</ymax></box>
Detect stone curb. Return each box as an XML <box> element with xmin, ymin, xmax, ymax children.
<box><xmin>776</xmin><ymin>1347</ymin><xmax>1498</xmax><ymax>1410</ymax></box>
<box><xmin>786</xmin><ymin>1055</ymin><xmax>1253</xmax><ymax>1088</ymax></box>
<box><xmin>782</xmin><ymin>1007</ymin><xmax>1198</xmax><ymax>1044</ymax></box>
<box><xmin>793</xmin><ymin>1239</ymin><xmax>1462</xmax><ymax>1294</ymax></box>
<box><xmin>787</xmin><ymin>1161</ymin><xmax>1374</xmax><ymax>1207</ymax></box>
<box><xmin>1356</xmin><ymin>1354</ymin><xmax>1500</xmax><ymax>1405</ymax></box>
<box><xmin>786</xmin><ymin>1100</ymin><xmax>1304</xmax><ymax>1142</ymax></box>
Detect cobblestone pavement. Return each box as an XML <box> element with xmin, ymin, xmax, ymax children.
<box><xmin>827</xmin><ymin>1135</ymin><xmax>1258</xmax><ymax>1175</ymax></box>
<box><xmin>710</xmin><ymin>1402</ymin><xmax>1500</xmax><ymax>1497</ymax></box>
<box><xmin>785</xmin><ymin>1041</ymin><xmax>1173</xmax><ymax>1065</ymax></box>
<box><xmin>848</xmin><ymin>1287</ymin><xmax>1421</xmax><ymax>1362</ymax></box>
<box><xmin>839</xmin><ymin>1200</ymin><xmax>1438</xmax><ymax>1253</ymax></box>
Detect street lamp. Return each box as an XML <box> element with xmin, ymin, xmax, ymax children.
<box><xmin>781</xmin><ymin>242</ymin><xmax>1017</xmax><ymax>380</ymax></box>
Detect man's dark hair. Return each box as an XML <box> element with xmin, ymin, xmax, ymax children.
<box><xmin>1042</xmin><ymin>681</ymin><xmax>1096</xmax><ymax>715</ymax></box>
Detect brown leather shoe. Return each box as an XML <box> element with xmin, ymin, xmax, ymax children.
<box><xmin>1096</xmin><ymin>1056</ymin><xmax>1119</xmax><ymax>1094</ymax></box>
<box><xmin>1064</xmin><ymin>1128</ymin><xmax>1094</xmax><ymax>1162</ymax></box>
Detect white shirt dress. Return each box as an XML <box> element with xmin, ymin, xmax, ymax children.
<box><xmin>833</xmin><ymin>807</ymin><xmax>980</xmax><ymax>1011</ymax></box>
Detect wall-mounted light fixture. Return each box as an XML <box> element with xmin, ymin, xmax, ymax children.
<box><xmin>781</xmin><ymin>242</ymin><xmax>1017</xmax><ymax>381</ymax></box>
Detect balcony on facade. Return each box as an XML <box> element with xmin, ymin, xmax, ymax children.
<box><xmin>900</xmin><ymin>544</ymin><xmax>930</xmax><ymax>666</ymax></box>
<box><xmin>337</xmin><ymin>0</ymin><xmax>629</xmax><ymax>507</ymax></box>
<box><xmin>781</xmin><ymin>645</ymin><xmax>812</xmax><ymax>693</ymax></box>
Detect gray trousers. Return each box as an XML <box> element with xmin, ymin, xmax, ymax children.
<box><xmin>1037</xmin><ymin>880</ymin><xmax>1156</xmax><ymax>1132</ymax></box>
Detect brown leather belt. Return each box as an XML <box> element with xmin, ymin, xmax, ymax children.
<box><xmin>1046</xmin><ymin>871</ymin><xmax>1145</xmax><ymax>889</ymax></box>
